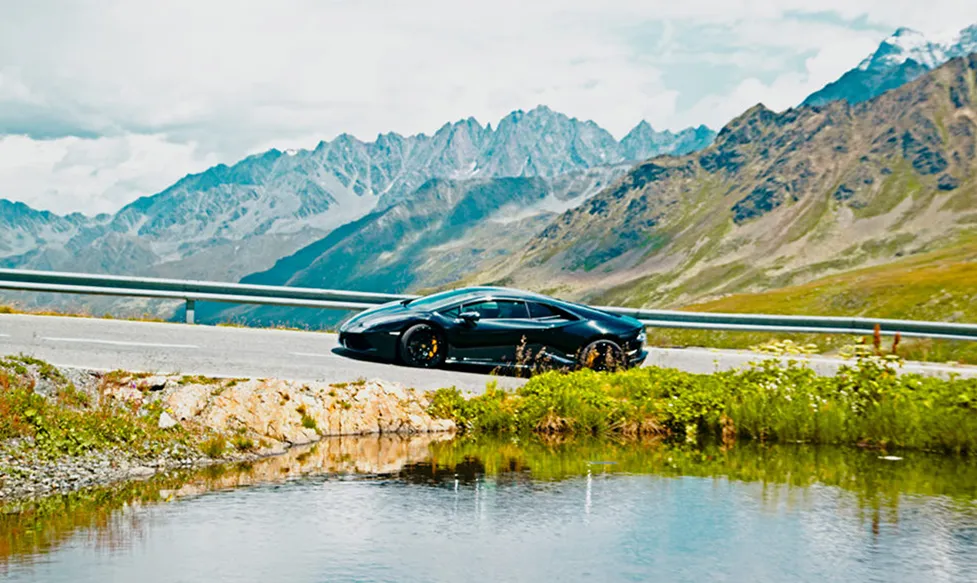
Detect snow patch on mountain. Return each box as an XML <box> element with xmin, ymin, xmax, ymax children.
<box><xmin>857</xmin><ymin>24</ymin><xmax>977</xmax><ymax>72</ymax></box>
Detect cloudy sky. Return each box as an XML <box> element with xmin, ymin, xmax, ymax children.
<box><xmin>2</xmin><ymin>0</ymin><xmax>977</xmax><ymax>215</ymax></box>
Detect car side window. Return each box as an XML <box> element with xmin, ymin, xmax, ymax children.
<box><xmin>528</xmin><ymin>302</ymin><xmax>573</xmax><ymax>321</ymax></box>
<box><xmin>528</xmin><ymin>302</ymin><xmax>557</xmax><ymax>318</ymax></box>
<box><xmin>463</xmin><ymin>300</ymin><xmax>529</xmax><ymax>319</ymax></box>
<box><xmin>440</xmin><ymin>305</ymin><xmax>461</xmax><ymax>318</ymax></box>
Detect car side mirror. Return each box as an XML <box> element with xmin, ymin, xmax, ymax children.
<box><xmin>458</xmin><ymin>311</ymin><xmax>480</xmax><ymax>324</ymax></box>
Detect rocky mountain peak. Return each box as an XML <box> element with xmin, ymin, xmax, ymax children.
<box><xmin>715</xmin><ymin>104</ymin><xmax>777</xmax><ymax>139</ymax></box>
<box><xmin>857</xmin><ymin>27</ymin><xmax>947</xmax><ymax>72</ymax></box>
<box><xmin>622</xmin><ymin>120</ymin><xmax>655</xmax><ymax>140</ymax></box>
<box><xmin>957</xmin><ymin>25</ymin><xmax>977</xmax><ymax>55</ymax></box>
<box><xmin>806</xmin><ymin>22</ymin><xmax>977</xmax><ymax>107</ymax></box>
<box><xmin>464</xmin><ymin>55</ymin><xmax>977</xmax><ymax>310</ymax></box>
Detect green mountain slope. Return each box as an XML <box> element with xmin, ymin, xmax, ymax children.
<box><xmin>648</xmin><ymin>236</ymin><xmax>977</xmax><ymax>363</ymax></box>
<box><xmin>467</xmin><ymin>54</ymin><xmax>977</xmax><ymax>311</ymax></box>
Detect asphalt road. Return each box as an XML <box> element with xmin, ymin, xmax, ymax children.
<box><xmin>1</xmin><ymin>314</ymin><xmax>975</xmax><ymax>394</ymax></box>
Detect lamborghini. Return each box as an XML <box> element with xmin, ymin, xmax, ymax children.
<box><xmin>337</xmin><ymin>287</ymin><xmax>647</xmax><ymax>371</ymax></box>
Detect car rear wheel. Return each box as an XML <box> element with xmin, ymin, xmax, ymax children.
<box><xmin>400</xmin><ymin>324</ymin><xmax>446</xmax><ymax>368</ymax></box>
<box><xmin>579</xmin><ymin>339</ymin><xmax>624</xmax><ymax>372</ymax></box>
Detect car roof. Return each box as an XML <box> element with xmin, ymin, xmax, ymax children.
<box><xmin>456</xmin><ymin>286</ymin><xmax>550</xmax><ymax>299</ymax></box>
<box><xmin>430</xmin><ymin>286</ymin><xmax>626</xmax><ymax>322</ymax></box>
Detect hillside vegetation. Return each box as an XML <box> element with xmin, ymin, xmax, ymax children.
<box><xmin>468</xmin><ymin>54</ymin><xmax>977</xmax><ymax>313</ymax></box>
<box><xmin>429</xmin><ymin>355</ymin><xmax>977</xmax><ymax>453</ymax></box>
<box><xmin>645</xmin><ymin>237</ymin><xmax>977</xmax><ymax>363</ymax></box>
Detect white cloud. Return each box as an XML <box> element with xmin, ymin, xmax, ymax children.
<box><xmin>0</xmin><ymin>135</ymin><xmax>218</xmax><ymax>215</ymax></box>
<box><xmin>2</xmin><ymin>0</ymin><xmax>977</xmax><ymax>214</ymax></box>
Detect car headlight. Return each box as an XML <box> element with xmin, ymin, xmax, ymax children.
<box><xmin>360</xmin><ymin>316</ymin><xmax>408</xmax><ymax>331</ymax></box>
<box><xmin>637</xmin><ymin>329</ymin><xmax>647</xmax><ymax>344</ymax></box>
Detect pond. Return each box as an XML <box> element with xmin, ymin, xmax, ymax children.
<box><xmin>3</xmin><ymin>435</ymin><xmax>977</xmax><ymax>582</ymax></box>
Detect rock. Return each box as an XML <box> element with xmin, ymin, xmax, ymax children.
<box><xmin>105</xmin><ymin>385</ymin><xmax>144</xmax><ymax>406</ymax></box>
<box><xmin>165</xmin><ymin>385</ymin><xmax>211</xmax><ymax>421</ymax></box>
<box><xmin>938</xmin><ymin>173</ymin><xmax>960</xmax><ymax>191</ymax></box>
<box><xmin>32</xmin><ymin>378</ymin><xmax>59</xmax><ymax>399</ymax></box>
<box><xmin>139</xmin><ymin>376</ymin><xmax>169</xmax><ymax>391</ymax></box>
<box><xmin>158</xmin><ymin>411</ymin><xmax>178</xmax><ymax>429</ymax></box>
<box><xmin>127</xmin><ymin>466</ymin><xmax>156</xmax><ymax>478</ymax></box>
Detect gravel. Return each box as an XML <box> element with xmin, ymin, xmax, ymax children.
<box><xmin>0</xmin><ymin>441</ymin><xmax>209</xmax><ymax>502</ymax></box>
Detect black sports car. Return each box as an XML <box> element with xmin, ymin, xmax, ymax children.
<box><xmin>337</xmin><ymin>287</ymin><xmax>647</xmax><ymax>370</ymax></box>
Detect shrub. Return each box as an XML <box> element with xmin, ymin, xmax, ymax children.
<box><xmin>199</xmin><ymin>436</ymin><xmax>227</xmax><ymax>458</ymax></box>
<box><xmin>428</xmin><ymin>355</ymin><xmax>977</xmax><ymax>453</ymax></box>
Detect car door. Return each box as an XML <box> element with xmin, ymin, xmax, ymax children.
<box><xmin>444</xmin><ymin>299</ymin><xmax>534</xmax><ymax>364</ymax></box>
<box><xmin>520</xmin><ymin>301</ymin><xmax>582</xmax><ymax>361</ymax></box>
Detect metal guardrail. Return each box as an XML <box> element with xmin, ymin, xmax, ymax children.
<box><xmin>1</xmin><ymin>268</ymin><xmax>975</xmax><ymax>341</ymax></box>
<box><xmin>0</xmin><ymin>269</ymin><xmax>416</xmax><ymax>324</ymax></box>
<box><xmin>599</xmin><ymin>307</ymin><xmax>977</xmax><ymax>342</ymax></box>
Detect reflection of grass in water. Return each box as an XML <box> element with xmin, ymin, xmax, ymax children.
<box><xmin>0</xmin><ymin>459</ymin><xmax>273</xmax><ymax>567</ymax></box>
<box><xmin>418</xmin><ymin>436</ymin><xmax>977</xmax><ymax>503</ymax></box>
<box><xmin>0</xmin><ymin>471</ymin><xmax>196</xmax><ymax>565</ymax></box>
<box><xmin>0</xmin><ymin>435</ymin><xmax>435</xmax><ymax>566</ymax></box>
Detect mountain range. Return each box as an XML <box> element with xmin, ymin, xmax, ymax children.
<box><xmin>0</xmin><ymin>109</ymin><xmax>714</xmax><ymax>314</ymax></box>
<box><xmin>468</xmin><ymin>53</ymin><xmax>977</xmax><ymax>309</ymax></box>
<box><xmin>201</xmin><ymin>165</ymin><xmax>629</xmax><ymax>326</ymax></box>
<box><xmin>206</xmin><ymin>50</ymin><xmax>977</xmax><ymax>329</ymax></box>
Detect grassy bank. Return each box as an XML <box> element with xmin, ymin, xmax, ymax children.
<box><xmin>0</xmin><ymin>356</ymin><xmax>199</xmax><ymax>459</ymax></box>
<box><xmin>650</xmin><ymin>239</ymin><xmax>977</xmax><ymax>364</ymax></box>
<box><xmin>429</xmin><ymin>354</ymin><xmax>977</xmax><ymax>453</ymax></box>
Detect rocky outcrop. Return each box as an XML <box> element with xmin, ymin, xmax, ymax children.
<box><xmin>102</xmin><ymin>375</ymin><xmax>455</xmax><ymax>452</ymax></box>
<box><xmin>1</xmin><ymin>363</ymin><xmax>456</xmax><ymax>502</ymax></box>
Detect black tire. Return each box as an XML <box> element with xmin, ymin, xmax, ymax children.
<box><xmin>578</xmin><ymin>339</ymin><xmax>624</xmax><ymax>372</ymax></box>
<box><xmin>400</xmin><ymin>324</ymin><xmax>446</xmax><ymax>368</ymax></box>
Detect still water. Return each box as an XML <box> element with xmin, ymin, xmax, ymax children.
<box><xmin>3</xmin><ymin>436</ymin><xmax>977</xmax><ymax>582</ymax></box>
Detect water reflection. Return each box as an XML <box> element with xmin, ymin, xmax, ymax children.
<box><xmin>2</xmin><ymin>435</ymin><xmax>977</xmax><ymax>582</ymax></box>
<box><xmin>0</xmin><ymin>433</ymin><xmax>451</xmax><ymax>570</ymax></box>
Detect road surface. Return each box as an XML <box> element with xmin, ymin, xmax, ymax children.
<box><xmin>1</xmin><ymin>314</ymin><xmax>974</xmax><ymax>393</ymax></box>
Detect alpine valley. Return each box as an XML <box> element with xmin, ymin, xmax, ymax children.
<box><xmin>4</xmin><ymin>24</ymin><xmax>977</xmax><ymax>341</ymax></box>
<box><xmin>0</xmin><ymin>107</ymin><xmax>714</xmax><ymax>315</ymax></box>
<box><xmin>211</xmin><ymin>30</ymin><xmax>977</xmax><ymax>332</ymax></box>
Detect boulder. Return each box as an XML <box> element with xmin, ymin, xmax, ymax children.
<box><xmin>158</xmin><ymin>411</ymin><xmax>178</xmax><ymax>429</ymax></box>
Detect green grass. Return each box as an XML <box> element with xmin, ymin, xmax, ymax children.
<box><xmin>0</xmin><ymin>357</ymin><xmax>233</xmax><ymax>460</ymax></box>
<box><xmin>429</xmin><ymin>355</ymin><xmax>977</xmax><ymax>453</ymax></box>
<box><xmin>301</xmin><ymin>414</ymin><xmax>318</xmax><ymax>431</ymax></box>
<box><xmin>647</xmin><ymin>237</ymin><xmax>977</xmax><ymax>364</ymax></box>
<box><xmin>198</xmin><ymin>436</ymin><xmax>227</xmax><ymax>458</ymax></box>
<box><xmin>0</xmin><ymin>303</ymin><xmax>167</xmax><ymax>322</ymax></box>
<box><xmin>230</xmin><ymin>432</ymin><xmax>256</xmax><ymax>452</ymax></box>
<box><xmin>853</xmin><ymin>159</ymin><xmax>921</xmax><ymax>219</ymax></box>
<box><xmin>0</xmin><ymin>369</ymin><xmax>191</xmax><ymax>459</ymax></box>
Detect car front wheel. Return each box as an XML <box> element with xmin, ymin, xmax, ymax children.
<box><xmin>400</xmin><ymin>324</ymin><xmax>446</xmax><ymax>368</ymax></box>
<box><xmin>579</xmin><ymin>339</ymin><xmax>624</xmax><ymax>372</ymax></box>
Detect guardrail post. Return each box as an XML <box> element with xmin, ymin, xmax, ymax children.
<box><xmin>185</xmin><ymin>299</ymin><xmax>195</xmax><ymax>325</ymax></box>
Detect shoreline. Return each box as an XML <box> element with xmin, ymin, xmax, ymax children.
<box><xmin>0</xmin><ymin>359</ymin><xmax>455</xmax><ymax>503</ymax></box>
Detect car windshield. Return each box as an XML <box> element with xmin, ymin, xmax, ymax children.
<box><xmin>404</xmin><ymin>288</ymin><xmax>476</xmax><ymax>310</ymax></box>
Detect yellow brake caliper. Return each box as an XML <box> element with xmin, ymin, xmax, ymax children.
<box><xmin>428</xmin><ymin>338</ymin><xmax>438</xmax><ymax>358</ymax></box>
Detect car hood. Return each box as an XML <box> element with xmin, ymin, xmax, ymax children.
<box><xmin>339</xmin><ymin>301</ymin><xmax>413</xmax><ymax>332</ymax></box>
